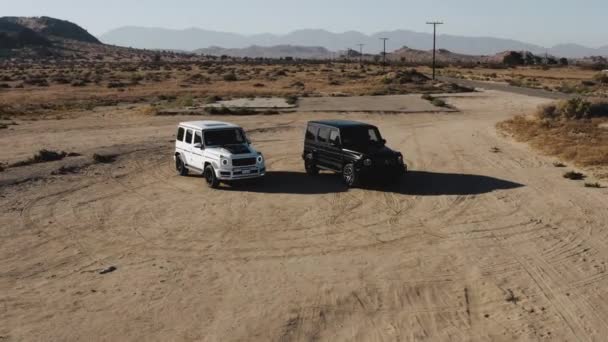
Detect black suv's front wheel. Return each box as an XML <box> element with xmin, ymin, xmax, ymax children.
<box><xmin>342</xmin><ymin>163</ymin><xmax>359</xmax><ymax>187</ymax></box>
<box><xmin>204</xmin><ymin>165</ymin><xmax>220</xmax><ymax>188</ymax></box>
<box><xmin>304</xmin><ymin>154</ymin><xmax>319</xmax><ymax>176</ymax></box>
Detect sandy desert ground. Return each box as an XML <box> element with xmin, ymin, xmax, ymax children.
<box><xmin>1</xmin><ymin>90</ymin><xmax>608</xmax><ymax>341</ymax></box>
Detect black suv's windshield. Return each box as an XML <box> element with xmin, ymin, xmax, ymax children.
<box><xmin>204</xmin><ymin>129</ymin><xmax>246</xmax><ymax>146</ymax></box>
<box><xmin>340</xmin><ymin>126</ymin><xmax>383</xmax><ymax>149</ymax></box>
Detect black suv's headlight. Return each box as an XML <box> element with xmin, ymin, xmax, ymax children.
<box><xmin>397</xmin><ymin>155</ymin><xmax>403</xmax><ymax>163</ymax></box>
<box><xmin>363</xmin><ymin>158</ymin><xmax>373</xmax><ymax>167</ymax></box>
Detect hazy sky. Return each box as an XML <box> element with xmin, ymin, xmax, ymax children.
<box><xmin>4</xmin><ymin>0</ymin><xmax>607</xmax><ymax>47</ymax></box>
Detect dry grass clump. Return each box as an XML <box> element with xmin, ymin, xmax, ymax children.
<box><xmin>499</xmin><ymin>98</ymin><xmax>608</xmax><ymax>171</ymax></box>
<box><xmin>11</xmin><ymin>149</ymin><xmax>68</xmax><ymax>167</ymax></box>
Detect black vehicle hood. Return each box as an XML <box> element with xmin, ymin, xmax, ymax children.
<box><xmin>344</xmin><ymin>145</ymin><xmax>399</xmax><ymax>158</ymax></box>
<box><xmin>221</xmin><ymin>144</ymin><xmax>252</xmax><ymax>155</ymax></box>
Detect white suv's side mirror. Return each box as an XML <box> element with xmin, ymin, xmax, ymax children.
<box><xmin>193</xmin><ymin>143</ymin><xmax>203</xmax><ymax>149</ymax></box>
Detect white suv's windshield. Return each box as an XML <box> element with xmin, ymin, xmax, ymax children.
<box><xmin>204</xmin><ymin>128</ymin><xmax>246</xmax><ymax>146</ymax></box>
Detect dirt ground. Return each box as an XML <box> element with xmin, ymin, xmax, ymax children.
<box><xmin>1</xmin><ymin>90</ymin><xmax>608</xmax><ymax>341</ymax></box>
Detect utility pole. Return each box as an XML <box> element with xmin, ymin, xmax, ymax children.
<box><xmin>379</xmin><ymin>38</ymin><xmax>389</xmax><ymax>70</ymax></box>
<box><xmin>357</xmin><ymin>43</ymin><xmax>365</xmax><ymax>66</ymax></box>
<box><xmin>426</xmin><ymin>21</ymin><xmax>443</xmax><ymax>80</ymax></box>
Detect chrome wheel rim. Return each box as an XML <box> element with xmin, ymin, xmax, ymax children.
<box><xmin>343</xmin><ymin>165</ymin><xmax>354</xmax><ymax>184</ymax></box>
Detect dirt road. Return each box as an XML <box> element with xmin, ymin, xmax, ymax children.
<box><xmin>2</xmin><ymin>91</ymin><xmax>608</xmax><ymax>341</ymax></box>
<box><xmin>437</xmin><ymin>76</ymin><xmax>571</xmax><ymax>100</ymax></box>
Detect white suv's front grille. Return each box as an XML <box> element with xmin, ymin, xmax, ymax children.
<box><xmin>232</xmin><ymin>158</ymin><xmax>257</xmax><ymax>167</ymax></box>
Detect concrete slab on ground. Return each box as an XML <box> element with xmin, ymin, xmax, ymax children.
<box><xmin>296</xmin><ymin>94</ymin><xmax>453</xmax><ymax>113</ymax></box>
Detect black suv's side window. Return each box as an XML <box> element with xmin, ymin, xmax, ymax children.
<box><xmin>185</xmin><ymin>129</ymin><xmax>193</xmax><ymax>144</ymax></box>
<box><xmin>329</xmin><ymin>130</ymin><xmax>340</xmax><ymax>145</ymax></box>
<box><xmin>305</xmin><ymin>125</ymin><xmax>317</xmax><ymax>141</ymax></box>
<box><xmin>177</xmin><ymin>127</ymin><xmax>185</xmax><ymax>141</ymax></box>
<box><xmin>318</xmin><ymin>127</ymin><xmax>330</xmax><ymax>143</ymax></box>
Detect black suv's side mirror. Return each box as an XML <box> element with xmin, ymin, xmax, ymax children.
<box><xmin>330</xmin><ymin>138</ymin><xmax>341</xmax><ymax>147</ymax></box>
<box><xmin>380</xmin><ymin>139</ymin><xmax>387</xmax><ymax>145</ymax></box>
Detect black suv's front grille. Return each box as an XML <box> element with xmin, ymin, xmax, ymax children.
<box><xmin>232</xmin><ymin>158</ymin><xmax>257</xmax><ymax>167</ymax></box>
<box><xmin>374</xmin><ymin>157</ymin><xmax>398</xmax><ymax>167</ymax></box>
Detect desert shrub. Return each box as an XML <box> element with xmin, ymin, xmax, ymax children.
<box><xmin>432</xmin><ymin>98</ymin><xmax>447</xmax><ymax>107</ymax></box>
<box><xmin>71</xmin><ymin>80</ymin><xmax>87</xmax><ymax>87</ymax></box>
<box><xmin>223</xmin><ymin>72</ymin><xmax>237</xmax><ymax>82</ymax></box>
<box><xmin>107</xmin><ymin>81</ymin><xmax>126</xmax><ymax>88</ymax></box>
<box><xmin>538</xmin><ymin>98</ymin><xmax>608</xmax><ymax>121</ymax></box>
<box><xmin>179</xmin><ymin>95</ymin><xmax>194</xmax><ymax>107</ymax></box>
<box><xmin>421</xmin><ymin>94</ymin><xmax>434</xmax><ymax>101</ymax></box>
<box><xmin>253</xmin><ymin>83</ymin><xmax>265</xmax><ymax>87</ymax></box>
<box><xmin>205</xmin><ymin>95</ymin><xmax>222</xmax><ymax>104</ymax></box>
<box><xmin>93</xmin><ymin>154</ymin><xmax>117</xmax><ymax>164</ymax></box>
<box><xmin>204</xmin><ymin>106</ymin><xmax>256</xmax><ymax>116</ymax></box>
<box><xmin>563</xmin><ymin>171</ymin><xmax>586</xmax><ymax>180</ymax></box>
<box><xmin>593</xmin><ymin>73</ymin><xmax>608</xmax><ymax>84</ymax></box>
<box><xmin>0</xmin><ymin>83</ymin><xmax>10</xmax><ymax>89</ymax></box>
<box><xmin>285</xmin><ymin>95</ymin><xmax>299</xmax><ymax>105</ymax></box>
<box><xmin>556</xmin><ymin>97</ymin><xmax>591</xmax><ymax>120</ymax></box>
<box><xmin>11</xmin><ymin>149</ymin><xmax>68</xmax><ymax>167</ymax></box>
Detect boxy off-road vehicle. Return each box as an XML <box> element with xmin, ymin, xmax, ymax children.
<box><xmin>302</xmin><ymin>120</ymin><xmax>406</xmax><ymax>187</ymax></box>
<box><xmin>174</xmin><ymin>121</ymin><xmax>266</xmax><ymax>188</ymax></box>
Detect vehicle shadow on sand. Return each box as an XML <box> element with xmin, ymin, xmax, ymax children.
<box><xmin>225</xmin><ymin>171</ymin><xmax>523</xmax><ymax>196</ymax></box>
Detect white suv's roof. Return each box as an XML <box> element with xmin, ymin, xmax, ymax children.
<box><xmin>180</xmin><ymin>121</ymin><xmax>240</xmax><ymax>130</ymax></box>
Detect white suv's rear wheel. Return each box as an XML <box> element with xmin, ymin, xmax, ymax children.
<box><xmin>176</xmin><ymin>155</ymin><xmax>188</xmax><ymax>176</ymax></box>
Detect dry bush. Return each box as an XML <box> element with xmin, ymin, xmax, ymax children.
<box><xmin>499</xmin><ymin>99</ymin><xmax>608</xmax><ymax>170</ymax></box>
<box><xmin>11</xmin><ymin>149</ymin><xmax>68</xmax><ymax>167</ymax></box>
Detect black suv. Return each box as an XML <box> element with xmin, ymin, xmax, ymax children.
<box><xmin>302</xmin><ymin>120</ymin><xmax>407</xmax><ymax>187</ymax></box>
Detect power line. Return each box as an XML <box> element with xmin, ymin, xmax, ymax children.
<box><xmin>379</xmin><ymin>38</ymin><xmax>389</xmax><ymax>70</ymax></box>
<box><xmin>426</xmin><ymin>21</ymin><xmax>443</xmax><ymax>80</ymax></box>
<box><xmin>357</xmin><ymin>43</ymin><xmax>365</xmax><ymax>66</ymax></box>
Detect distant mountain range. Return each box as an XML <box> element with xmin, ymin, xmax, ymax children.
<box><xmin>100</xmin><ymin>27</ymin><xmax>608</xmax><ymax>58</ymax></box>
<box><xmin>195</xmin><ymin>45</ymin><xmax>332</xmax><ymax>59</ymax></box>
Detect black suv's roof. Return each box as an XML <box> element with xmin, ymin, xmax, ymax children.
<box><xmin>309</xmin><ymin>120</ymin><xmax>376</xmax><ymax>129</ymax></box>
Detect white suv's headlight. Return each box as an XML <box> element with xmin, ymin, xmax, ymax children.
<box><xmin>221</xmin><ymin>158</ymin><xmax>230</xmax><ymax>166</ymax></box>
<box><xmin>257</xmin><ymin>155</ymin><xmax>264</xmax><ymax>164</ymax></box>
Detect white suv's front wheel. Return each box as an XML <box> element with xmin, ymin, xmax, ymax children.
<box><xmin>204</xmin><ymin>165</ymin><xmax>220</xmax><ymax>188</ymax></box>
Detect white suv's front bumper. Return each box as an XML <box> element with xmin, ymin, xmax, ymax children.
<box><xmin>216</xmin><ymin>165</ymin><xmax>266</xmax><ymax>180</ymax></box>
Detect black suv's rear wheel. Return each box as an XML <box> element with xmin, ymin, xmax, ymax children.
<box><xmin>304</xmin><ymin>153</ymin><xmax>319</xmax><ymax>175</ymax></box>
<box><xmin>204</xmin><ymin>165</ymin><xmax>220</xmax><ymax>188</ymax></box>
<box><xmin>176</xmin><ymin>155</ymin><xmax>188</xmax><ymax>176</ymax></box>
<box><xmin>342</xmin><ymin>163</ymin><xmax>359</xmax><ymax>187</ymax></box>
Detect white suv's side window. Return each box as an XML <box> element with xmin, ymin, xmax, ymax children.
<box><xmin>177</xmin><ymin>127</ymin><xmax>185</xmax><ymax>141</ymax></box>
<box><xmin>185</xmin><ymin>129</ymin><xmax>193</xmax><ymax>144</ymax></box>
<box><xmin>194</xmin><ymin>131</ymin><xmax>203</xmax><ymax>145</ymax></box>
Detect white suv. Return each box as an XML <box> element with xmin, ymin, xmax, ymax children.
<box><xmin>174</xmin><ymin>121</ymin><xmax>266</xmax><ymax>188</ymax></box>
